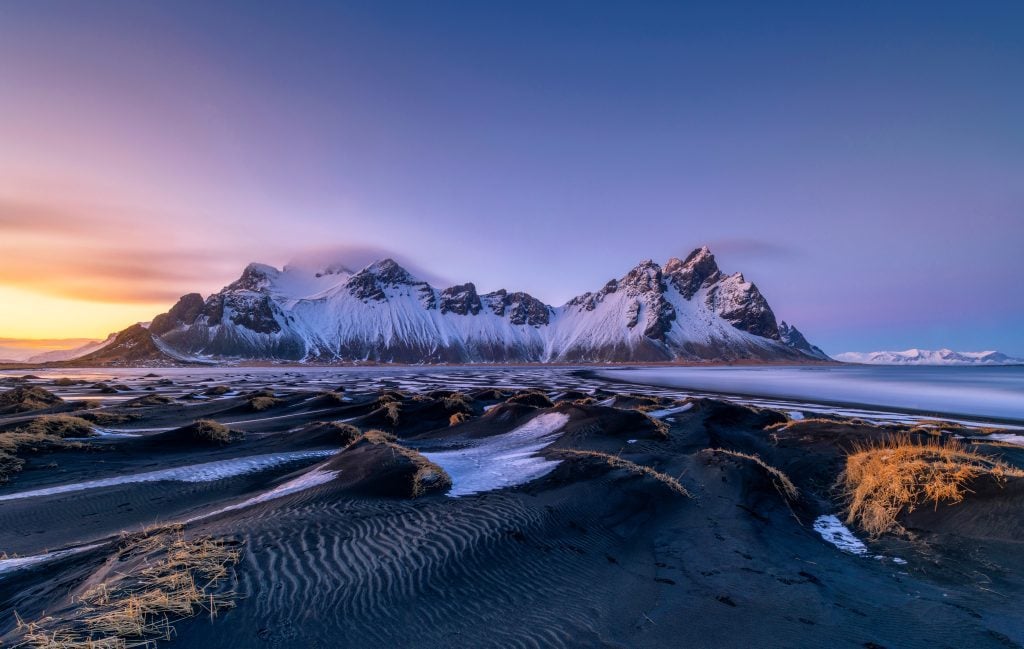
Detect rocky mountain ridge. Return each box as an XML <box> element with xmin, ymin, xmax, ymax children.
<box><xmin>71</xmin><ymin>247</ymin><xmax>831</xmax><ymax>365</ymax></box>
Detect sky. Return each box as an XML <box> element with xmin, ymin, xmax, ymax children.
<box><xmin>1</xmin><ymin>0</ymin><xmax>1022</xmax><ymax>356</ymax></box>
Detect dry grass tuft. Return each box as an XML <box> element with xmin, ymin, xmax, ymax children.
<box><xmin>0</xmin><ymin>419</ymin><xmax>89</xmax><ymax>483</ymax></box>
<box><xmin>441</xmin><ymin>392</ymin><xmax>471</xmax><ymax>413</ymax></box>
<box><xmin>506</xmin><ymin>391</ymin><xmax>554</xmax><ymax>408</ymax></box>
<box><xmin>381</xmin><ymin>401</ymin><xmax>401</xmax><ymax>426</ymax></box>
<box><xmin>317</xmin><ymin>421</ymin><xmax>360</xmax><ymax>444</ymax></box>
<box><xmin>75</xmin><ymin>411</ymin><xmax>139</xmax><ymax>426</ymax></box>
<box><xmin>354</xmin><ymin>429</ymin><xmax>451</xmax><ymax>496</ymax></box>
<box><xmin>704</xmin><ymin>448</ymin><xmax>799</xmax><ymax>501</ymax></box>
<box><xmin>764</xmin><ymin>417</ymin><xmax>855</xmax><ymax>431</ymax></box>
<box><xmin>642</xmin><ymin>412</ymin><xmax>670</xmax><ymax>439</ymax></box>
<box><xmin>23</xmin><ymin>415</ymin><xmax>95</xmax><ymax>438</ymax></box>
<box><xmin>188</xmin><ymin>419</ymin><xmax>242</xmax><ymax>445</ymax></box>
<box><xmin>555</xmin><ymin>449</ymin><xmax>691</xmax><ymax>498</ymax></box>
<box><xmin>841</xmin><ymin>435</ymin><xmax>1024</xmax><ymax>537</ymax></box>
<box><xmin>316</xmin><ymin>391</ymin><xmax>348</xmax><ymax>405</ymax></box>
<box><xmin>15</xmin><ymin>525</ymin><xmax>242</xmax><ymax>648</ymax></box>
<box><xmin>247</xmin><ymin>395</ymin><xmax>280</xmax><ymax>411</ymax></box>
<box><xmin>0</xmin><ymin>385</ymin><xmax>63</xmax><ymax>413</ymax></box>
<box><xmin>449</xmin><ymin>412</ymin><xmax>470</xmax><ymax>426</ymax></box>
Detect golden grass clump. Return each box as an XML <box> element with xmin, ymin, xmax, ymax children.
<box><xmin>320</xmin><ymin>421</ymin><xmax>360</xmax><ymax>444</ymax></box>
<box><xmin>316</xmin><ymin>390</ymin><xmax>348</xmax><ymax>405</ymax></box>
<box><xmin>0</xmin><ymin>385</ymin><xmax>63</xmax><ymax>413</ymax></box>
<box><xmin>189</xmin><ymin>419</ymin><xmax>242</xmax><ymax>445</ymax></box>
<box><xmin>15</xmin><ymin>525</ymin><xmax>241</xmax><ymax>648</ymax></box>
<box><xmin>354</xmin><ymin>429</ymin><xmax>451</xmax><ymax>496</ymax></box>
<box><xmin>764</xmin><ymin>417</ymin><xmax>855</xmax><ymax>431</ymax></box>
<box><xmin>0</xmin><ymin>420</ymin><xmax>89</xmax><ymax>482</ymax></box>
<box><xmin>355</xmin><ymin>428</ymin><xmax>397</xmax><ymax>445</ymax></box>
<box><xmin>247</xmin><ymin>395</ymin><xmax>280</xmax><ymax>411</ymax></box>
<box><xmin>841</xmin><ymin>435</ymin><xmax>1024</xmax><ymax>537</ymax></box>
<box><xmin>23</xmin><ymin>415</ymin><xmax>95</xmax><ymax>438</ymax></box>
<box><xmin>449</xmin><ymin>412</ymin><xmax>470</xmax><ymax>426</ymax></box>
<box><xmin>506</xmin><ymin>391</ymin><xmax>554</xmax><ymax>408</ymax></box>
<box><xmin>704</xmin><ymin>448</ymin><xmax>799</xmax><ymax>501</ymax></box>
<box><xmin>556</xmin><ymin>449</ymin><xmax>691</xmax><ymax>498</ymax></box>
<box><xmin>76</xmin><ymin>410</ymin><xmax>139</xmax><ymax>426</ymax></box>
<box><xmin>442</xmin><ymin>392</ymin><xmax>471</xmax><ymax>413</ymax></box>
<box><xmin>382</xmin><ymin>401</ymin><xmax>401</xmax><ymax>426</ymax></box>
<box><xmin>642</xmin><ymin>412</ymin><xmax>670</xmax><ymax>439</ymax></box>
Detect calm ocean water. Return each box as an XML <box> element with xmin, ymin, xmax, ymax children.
<box><xmin>598</xmin><ymin>365</ymin><xmax>1024</xmax><ymax>424</ymax></box>
<box><xmin>3</xmin><ymin>364</ymin><xmax>1022</xmax><ymax>425</ymax></box>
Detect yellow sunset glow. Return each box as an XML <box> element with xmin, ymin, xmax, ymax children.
<box><xmin>0</xmin><ymin>285</ymin><xmax>167</xmax><ymax>340</ymax></box>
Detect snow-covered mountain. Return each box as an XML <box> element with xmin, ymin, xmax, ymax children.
<box><xmin>24</xmin><ymin>334</ymin><xmax>117</xmax><ymax>363</ymax></box>
<box><xmin>77</xmin><ymin>247</ymin><xmax>830</xmax><ymax>365</ymax></box>
<box><xmin>835</xmin><ymin>349</ymin><xmax>1024</xmax><ymax>366</ymax></box>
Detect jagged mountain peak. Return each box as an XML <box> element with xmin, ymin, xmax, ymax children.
<box><xmin>94</xmin><ymin>247</ymin><xmax>828</xmax><ymax>365</ymax></box>
<box><xmin>362</xmin><ymin>258</ymin><xmax>415</xmax><ymax>282</ymax></box>
<box><xmin>622</xmin><ymin>259</ymin><xmax>665</xmax><ymax>293</ymax></box>
<box><xmin>665</xmin><ymin>246</ymin><xmax>722</xmax><ymax>299</ymax></box>
<box><xmin>228</xmin><ymin>262</ymin><xmax>280</xmax><ymax>293</ymax></box>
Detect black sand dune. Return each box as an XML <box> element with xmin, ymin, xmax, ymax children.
<box><xmin>1</xmin><ymin>369</ymin><xmax>1023</xmax><ymax>648</ymax></box>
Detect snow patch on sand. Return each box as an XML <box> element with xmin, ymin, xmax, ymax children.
<box><xmin>188</xmin><ymin>466</ymin><xmax>340</xmax><ymax>522</ymax></box>
<box><xmin>422</xmin><ymin>412</ymin><xmax>570</xmax><ymax>497</ymax></box>
<box><xmin>813</xmin><ymin>515</ymin><xmax>868</xmax><ymax>556</ymax></box>
<box><xmin>0</xmin><ymin>543</ymin><xmax>104</xmax><ymax>577</ymax></box>
<box><xmin>0</xmin><ymin>450</ymin><xmax>338</xmax><ymax>503</ymax></box>
<box><xmin>647</xmin><ymin>402</ymin><xmax>694</xmax><ymax>418</ymax></box>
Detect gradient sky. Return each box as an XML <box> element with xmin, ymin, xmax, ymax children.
<box><xmin>1</xmin><ymin>1</ymin><xmax>1022</xmax><ymax>356</ymax></box>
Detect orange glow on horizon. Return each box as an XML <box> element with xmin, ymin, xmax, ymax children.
<box><xmin>0</xmin><ymin>285</ymin><xmax>167</xmax><ymax>340</ymax></box>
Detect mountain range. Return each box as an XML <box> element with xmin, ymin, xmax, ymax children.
<box><xmin>58</xmin><ymin>246</ymin><xmax>830</xmax><ymax>366</ymax></box>
<box><xmin>835</xmin><ymin>349</ymin><xmax>1024</xmax><ymax>366</ymax></box>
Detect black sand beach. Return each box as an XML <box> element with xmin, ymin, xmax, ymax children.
<box><xmin>1</xmin><ymin>368</ymin><xmax>1022</xmax><ymax>648</ymax></box>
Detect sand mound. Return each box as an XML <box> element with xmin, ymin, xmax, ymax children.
<box><xmin>0</xmin><ymin>386</ymin><xmax>63</xmax><ymax>414</ymax></box>
<box><xmin>289</xmin><ymin>421</ymin><xmax>362</xmax><ymax>447</ymax></box>
<box><xmin>505</xmin><ymin>391</ymin><xmax>554</xmax><ymax>408</ymax></box>
<box><xmin>147</xmin><ymin>420</ymin><xmax>245</xmax><ymax>448</ymax></box>
<box><xmin>21</xmin><ymin>415</ymin><xmax>94</xmax><ymax>438</ymax></box>
<box><xmin>841</xmin><ymin>436</ymin><xmax>1024</xmax><ymax>537</ymax></box>
<box><xmin>322</xmin><ymin>432</ymin><xmax>451</xmax><ymax>498</ymax></box>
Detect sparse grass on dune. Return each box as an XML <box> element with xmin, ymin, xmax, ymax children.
<box><xmin>704</xmin><ymin>448</ymin><xmax>799</xmax><ymax>501</ymax></box>
<box><xmin>22</xmin><ymin>415</ymin><xmax>95</xmax><ymax>438</ymax></box>
<box><xmin>75</xmin><ymin>410</ymin><xmax>139</xmax><ymax>426</ymax></box>
<box><xmin>0</xmin><ymin>385</ymin><xmax>63</xmax><ymax>413</ymax></box>
<box><xmin>187</xmin><ymin>419</ymin><xmax>243</xmax><ymax>445</ymax></box>
<box><xmin>0</xmin><ymin>416</ymin><xmax>92</xmax><ymax>482</ymax></box>
<box><xmin>764</xmin><ymin>417</ymin><xmax>866</xmax><ymax>432</ymax></box>
<box><xmin>555</xmin><ymin>449</ymin><xmax>691</xmax><ymax>498</ymax></box>
<box><xmin>441</xmin><ymin>392</ymin><xmax>471</xmax><ymax>413</ymax></box>
<box><xmin>382</xmin><ymin>401</ymin><xmax>401</xmax><ymax>426</ymax></box>
<box><xmin>449</xmin><ymin>412</ymin><xmax>470</xmax><ymax>426</ymax></box>
<box><xmin>15</xmin><ymin>525</ymin><xmax>242</xmax><ymax>649</ymax></box>
<box><xmin>505</xmin><ymin>391</ymin><xmax>554</xmax><ymax>408</ymax></box>
<box><xmin>316</xmin><ymin>390</ymin><xmax>348</xmax><ymax>405</ymax></box>
<box><xmin>247</xmin><ymin>395</ymin><xmax>280</xmax><ymax>411</ymax></box>
<box><xmin>351</xmin><ymin>429</ymin><xmax>452</xmax><ymax>496</ymax></box>
<box><xmin>841</xmin><ymin>435</ymin><xmax>1024</xmax><ymax>537</ymax></box>
<box><xmin>641</xmin><ymin>412</ymin><xmax>670</xmax><ymax>439</ymax></box>
<box><xmin>319</xmin><ymin>421</ymin><xmax>361</xmax><ymax>444</ymax></box>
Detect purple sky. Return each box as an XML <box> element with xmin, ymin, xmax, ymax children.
<box><xmin>1</xmin><ymin>1</ymin><xmax>1022</xmax><ymax>355</ymax></box>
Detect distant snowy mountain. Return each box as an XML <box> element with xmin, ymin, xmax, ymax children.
<box><xmin>25</xmin><ymin>334</ymin><xmax>117</xmax><ymax>363</ymax></box>
<box><xmin>836</xmin><ymin>349</ymin><xmax>1024</xmax><ymax>366</ymax></box>
<box><xmin>75</xmin><ymin>247</ymin><xmax>830</xmax><ymax>365</ymax></box>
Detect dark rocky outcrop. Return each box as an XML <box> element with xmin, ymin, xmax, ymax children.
<box><xmin>439</xmin><ymin>283</ymin><xmax>483</xmax><ymax>316</ymax></box>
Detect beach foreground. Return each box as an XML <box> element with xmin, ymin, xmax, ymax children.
<box><xmin>1</xmin><ymin>367</ymin><xmax>1022</xmax><ymax>648</ymax></box>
